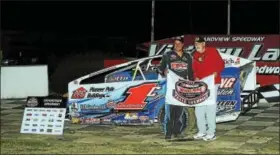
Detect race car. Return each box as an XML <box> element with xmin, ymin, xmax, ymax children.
<box><xmin>67</xmin><ymin>52</ymin><xmax>259</xmax><ymax>134</ymax></box>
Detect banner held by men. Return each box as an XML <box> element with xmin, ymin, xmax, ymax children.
<box><xmin>165</xmin><ymin>70</ymin><xmax>216</xmax><ymax>107</ymax></box>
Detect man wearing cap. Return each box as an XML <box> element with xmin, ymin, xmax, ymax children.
<box><xmin>158</xmin><ymin>36</ymin><xmax>194</xmax><ymax>140</ymax></box>
<box><xmin>192</xmin><ymin>36</ymin><xmax>225</xmax><ymax>141</ymax></box>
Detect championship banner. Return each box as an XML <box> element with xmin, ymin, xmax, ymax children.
<box><xmin>165</xmin><ymin>70</ymin><xmax>216</xmax><ymax>107</ymax></box>
<box><xmin>20</xmin><ymin>96</ymin><xmax>67</xmax><ymax>135</ymax></box>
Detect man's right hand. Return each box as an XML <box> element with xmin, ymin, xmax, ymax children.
<box><xmin>164</xmin><ymin>69</ymin><xmax>169</xmax><ymax>76</ymax></box>
<box><xmin>195</xmin><ymin>77</ymin><xmax>199</xmax><ymax>81</ymax></box>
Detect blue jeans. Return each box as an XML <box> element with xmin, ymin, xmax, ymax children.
<box><xmin>164</xmin><ymin>104</ymin><xmax>170</xmax><ymax>135</ymax></box>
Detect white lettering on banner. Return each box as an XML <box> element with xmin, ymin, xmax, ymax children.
<box><xmin>204</xmin><ymin>36</ymin><xmax>265</xmax><ymax>42</ymax></box>
<box><xmin>231</xmin><ymin>37</ymin><xmax>265</xmax><ymax>42</ymax></box>
<box><xmin>256</xmin><ymin>66</ymin><xmax>280</xmax><ymax>75</ymax></box>
<box><xmin>204</xmin><ymin>37</ymin><xmax>230</xmax><ymax>42</ymax></box>
<box><xmin>165</xmin><ymin>70</ymin><xmax>216</xmax><ymax>107</ymax></box>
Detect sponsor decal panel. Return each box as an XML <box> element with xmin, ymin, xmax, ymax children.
<box><xmin>218</xmin><ymin>78</ymin><xmax>237</xmax><ymax>96</ymax></box>
<box><xmin>71</xmin><ymin>87</ymin><xmax>87</xmax><ymax>99</ymax></box>
<box><xmin>124</xmin><ymin>113</ymin><xmax>138</xmax><ymax>120</ymax></box>
<box><xmin>139</xmin><ymin>116</ymin><xmax>149</xmax><ymax>121</ymax></box>
<box><xmin>81</xmin><ymin>118</ymin><xmax>101</xmax><ymax>124</ymax></box>
<box><xmin>216</xmin><ymin>100</ymin><xmax>237</xmax><ymax>114</ymax></box>
<box><xmin>21</xmin><ymin>107</ymin><xmax>66</xmax><ymax>135</ymax></box>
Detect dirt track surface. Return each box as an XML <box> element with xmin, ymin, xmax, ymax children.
<box><xmin>1</xmin><ymin>99</ymin><xmax>279</xmax><ymax>154</ymax></box>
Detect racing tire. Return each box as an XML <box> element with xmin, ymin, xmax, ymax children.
<box><xmin>158</xmin><ymin>106</ymin><xmax>196</xmax><ymax>134</ymax></box>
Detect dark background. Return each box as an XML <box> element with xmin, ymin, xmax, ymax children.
<box><xmin>1</xmin><ymin>1</ymin><xmax>279</xmax><ymax>56</ymax></box>
<box><xmin>1</xmin><ymin>0</ymin><xmax>279</xmax><ymax>93</ymax></box>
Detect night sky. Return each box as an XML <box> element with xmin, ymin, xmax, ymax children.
<box><xmin>1</xmin><ymin>1</ymin><xmax>279</xmax><ymax>43</ymax></box>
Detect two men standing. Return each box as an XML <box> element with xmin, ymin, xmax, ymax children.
<box><xmin>158</xmin><ymin>36</ymin><xmax>225</xmax><ymax>141</ymax></box>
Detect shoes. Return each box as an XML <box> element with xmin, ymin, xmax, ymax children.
<box><xmin>174</xmin><ymin>133</ymin><xmax>185</xmax><ymax>139</ymax></box>
<box><xmin>203</xmin><ymin>134</ymin><xmax>216</xmax><ymax>141</ymax></box>
<box><xmin>193</xmin><ymin>133</ymin><xmax>206</xmax><ymax>140</ymax></box>
<box><xmin>165</xmin><ymin>135</ymin><xmax>172</xmax><ymax>141</ymax></box>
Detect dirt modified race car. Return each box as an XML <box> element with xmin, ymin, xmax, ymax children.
<box><xmin>67</xmin><ymin>50</ymin><xmax>259</xmax><ymax>134</ymax></box>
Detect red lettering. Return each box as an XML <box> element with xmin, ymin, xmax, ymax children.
<box><xmin>220</xmin><ymin>78</ymin><xmax>236</xmax><ymax>88</ymax></box>
<box><xmin>115</xmin><ymin>83</ymin><xmax>158</xmax><ymax>110</ymax></box>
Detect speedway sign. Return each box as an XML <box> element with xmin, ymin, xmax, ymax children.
<box><xmin>137</xmin><ymin>35</ymin><xmax>279</xmax><ymax>87</ymax></box>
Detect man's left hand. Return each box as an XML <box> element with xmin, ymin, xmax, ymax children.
<box><xmin>214</xmin><ymin>72</ymin><xmax>217</xmax><ymax>78</ymax></box>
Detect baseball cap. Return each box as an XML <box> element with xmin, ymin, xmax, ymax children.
<box><xmin>173</xmin><ymin>36</ymin><xmax>184</xmax><ymax>43</ymax></box>
<box><xmin>194</xmin><ymin>36</ymin><xmax>205</xmax><ymax>43</ymax></box>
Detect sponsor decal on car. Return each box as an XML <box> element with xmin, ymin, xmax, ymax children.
<box><xmin>124</xmin><ymin>113</ymin><xmax>138</xmax><ymax>120</ymax></box>
<box><xmin>81</xmin><ymin>118</ymin><xmax>100</xmax><ymax>124</ymax></box>
<box><xmin>218</xmin><ymin>78</ymin><xmax>237</xmax><ymax>96</ymax></box>
<box><xmin>86</xmin><ymin>87</ymin><xmax>114</xmax><ymax>99</ymax></box>
<box><xmin>80</xmin><ymin>104</ymin><xmax>106</xmax><ymax>110</ymax></box>
<box><xmin>115</xmin><ymin>83</ymin><xmax>160</xmax><ymax>110</ymax></box>
<box><xmin>139</xmin><ymin>116</ymin><xmax>149</xmax><ymax>121</ymax></box>
<box><xmin>106</xmin><ymin>75</ymin><xmax>129</xmax><ymax>82</ymax></box>
<box><xmin>223</xmin><ymin>58</ymin><xmax>241</xmax><ymax>67</ymax></box>
<box><xmin>71</xmin><ymin>87</ymin><xmax>88</xmax><ymax>99</ymax></box>
<box><xmin>106</xmin><ymin>100</ymin><xmax>117</xmax><ymax>109</ymax></box>
<box><xmin>217</xmin><ymin>100</ymin><xmax>237</xmax><ymax>113</ymax></box>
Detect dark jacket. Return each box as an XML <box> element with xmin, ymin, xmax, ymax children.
<box><xmin>158</xmin><ymin>50</ymin><xmax>194</xmax><ymax>80</ymax></box>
